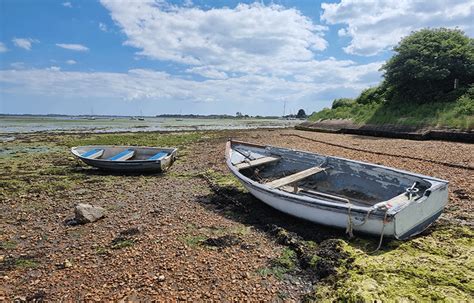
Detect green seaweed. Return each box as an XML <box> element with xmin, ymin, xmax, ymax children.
<box><xmin>201</xmin><ymin>169</ymin><xmax>245</xmax><ymax>190</ymax></box>
<box><xmin>15</xmin><ymin>258</ymin><xmax>40</xmax><ymax>269</ymax></box>
<box><xmin>257</xmin><ymin>247</ymin><xmax>298</xmax><ymax>280</ymax></box>
<box><xmin>309</xmin><ymin>225</ymin><xmax>474</xmax><ymax>302</ymax></box>
<box><xmin>63</xmin><ymin>131</ymin><xmax>206</xmax><ymax>149</ymax></box>
<box><xmin>111</xmin><ymin>239</ymin><xmax>135</xmax><ymax>249</ymax></box>
<box><xmin>0</xmin><ymin>240</ymin><xmax>17</xmax><ymax>250</ymax></box>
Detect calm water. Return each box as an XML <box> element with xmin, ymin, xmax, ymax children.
<box><xmin>0</xmin><ymin>116</ymin><xmax>301</xmax><ymax>135</ymax></box>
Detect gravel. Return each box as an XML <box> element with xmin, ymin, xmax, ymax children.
<box><xmin>0</xmin><ymin>128</ymin><xmax>472</xmax><ymax>301</ymax></box>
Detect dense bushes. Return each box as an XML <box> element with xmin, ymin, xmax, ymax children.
<box><xmin>332</xmin><ymin>98</ymin><xmax>355</xmax><ymax>109</ymax></box>
<box><xmin>382</xmin><ymin>28</ymin><xmax>474</xmax><ymax>104</ymax></box>
<box><xmin>309</xmin><ymin>28</ymin><xmax>474</xmax><ymax>129</ymax></box>
<box><xmin>355</xmin><ymin>87</ymin><xmax>386</xmax><ymax>105</ymax></box>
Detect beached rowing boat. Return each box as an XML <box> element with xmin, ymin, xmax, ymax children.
<box><xmin>225</xmin><ymin>140</ymin><xmax>449</xmax><ymax>240</ymax></box>
<box><xmin>71</xmin><ymin>146</ymin><xmax>177</xmax><ymax>173</ymax></box>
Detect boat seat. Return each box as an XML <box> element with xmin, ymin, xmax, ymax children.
<box><xmin>81</xmin><ymin>149</ymin><xmax>104</xmax><ymax>159</ymax></box>
<box><xmin>266</xmin><ymin>166</ymin><xmax>326</xmax><ymax>189</ymax></box>
<box><xmin>108</xmin><ymin>149</ymin><xmax>135</xmax><ymax>161</ymax></box>
<box><xmin>148</xmin><ymin>151</ymin><xmax>168</xmax><ymax>161</ymax></box>
<box><xmin>235</xmin><ymin>156</ymin><xmax>280</xmax><ymax>170</ymax></box>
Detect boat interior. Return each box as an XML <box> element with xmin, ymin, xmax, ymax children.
<box><xmin>74</xmin><ymin>146</ymin><xmax>171</xmax><ymax>161</ymax></box>
<box><xmin>230</xmin><ymin>143</ymin><xmax>432</xmax><ymax>208</ymax></box>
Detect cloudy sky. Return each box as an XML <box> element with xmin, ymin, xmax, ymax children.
<box><xmin>0</xmin><ymin>0</ymin><xmax>473</xmax><ymax>116</ymax></box>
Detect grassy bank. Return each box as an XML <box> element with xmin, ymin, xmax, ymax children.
<box><xmin>309</xmin><ymin>94</ymin><xmax>474</xmax><ymax>129</ymax></box>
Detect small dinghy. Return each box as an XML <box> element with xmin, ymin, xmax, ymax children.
<box><xmin>226</xmin><ymin>140</ymin><xmax>449</xmax><ymax>240</ymax></box>
<box><xmin>71</xmin><ymin>146</ymin><xmax>177</xmax><ymax>173</ymax></box>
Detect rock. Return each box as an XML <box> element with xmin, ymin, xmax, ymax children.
<box><xmin>74</xmin><ymin>204</ymin><xmax>105</xmax><ymax>224</ymax></box>
<box><xmin>55</xmin><ymin>260</ymin><xmax>73</xmax><ymax>269</ymax></box>
<box><xmin>64</xmin><ymin>260</ymin><xmax>73</xmax><ymax>268</ymax></box>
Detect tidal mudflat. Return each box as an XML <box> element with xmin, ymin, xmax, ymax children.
<box><xmin>0</xmin><ymin>116</ymin><xmax>300</xmax><ymax>134</ymax></box>
<box><xmin>0</xmin><ymin>129</ymin><xmax>472</xmax><ymax>301</ymax></box>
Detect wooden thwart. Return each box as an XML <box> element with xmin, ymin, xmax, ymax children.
<box><xmin>266</xmin><ymin>166</ymin><xmax>325</xmax><ymax>188</ymax></box>
<box><xmin>235</xmin><ymin>156</ymin><xmax>280</xmax><ymax>170</ymax></box>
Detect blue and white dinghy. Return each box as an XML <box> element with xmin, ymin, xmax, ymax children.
<box><xmin>71</xmin><ymin>146</ymin><xmax>177</xmax><ymax>173</ymax></box>
<box><xmin>225</xmin><ymin>140</ymin><xmax>449</xmax><ymax>240</ymax></box>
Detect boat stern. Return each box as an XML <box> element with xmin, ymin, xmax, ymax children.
<box><xmin>393</xmin><ymin>180</ymin><xmax>449</xmax><ymax>240</ymax></box>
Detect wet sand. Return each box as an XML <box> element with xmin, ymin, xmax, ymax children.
<box><xmin>0</xmin><ymin>129</ymin><xmax>472</xmax><ymax>301</ymax></box>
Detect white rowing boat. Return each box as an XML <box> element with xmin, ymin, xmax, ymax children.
<box><xmin>71</xmin><ymin>145</ymin><xmax>177</xmax><ymax>173</ymax></box>
<box><xmin>225</xmin><ymin>140</ymin><xmax>449</xmax><ymax>240</ymax></box>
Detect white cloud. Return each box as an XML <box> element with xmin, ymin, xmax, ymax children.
<box><xmin>62</xmin><ymin>2</ymin><xmax>72</xmax><ymax>8</ymax></box>
<box><xmin>0</xmin><ymin>1</ymin><xmax>386</xmax><ymax>113</ymax></box>
<box><xmin>12</xmin><ymin>38</ymin><xmax>39</xmax><ymax>50</ymax></box>
<box><xmin>99</xmin><ymin>22</ymin><xmax>108</xmax><ymax>32</ymax></box>
<box><xmin>100</xmin><ymin>1</ymin><xmax>328</xmax><ymax>78</ymax></box>
<box><xmin>10</xmin><ymin>62</ymin><xmax>25</xmax><ymax>69</ymax></box>
<box><xmin>321</xmin><ymin>0</ymin><xmax>474</xmax><ymax>56</ymax></box>
<box><xmin>0</xmin><ymin>42</ymin><xmax>7</xmax><ymax>53</ymax></box>
<box><xmin>56</xmin><ymin>43</ymin><xmax>89</xmax><ymax>52</ymax></box>
<box><xmin>0</xmin><ymin>60</ymin><xmax>381</xmax><ymax>105</ymax></box>
<box><xmin>47</xmin><ymin>66</ymin><xmax>61</xmax><ymax>71</ymax></box>
<box><xmin>183</xmin><ymin>0</ymin><xmax>193</xmax><ymax>7</ymax></box>
<box><xmin>66</xmin><ymin>59</ymin><xmax>77</xmax><ymax>65</ymax></box>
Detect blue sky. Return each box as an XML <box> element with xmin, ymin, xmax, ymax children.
<box><xmin>0</xmin><ymin>0</ymin><xmax>473</xmax><ymax>116</ymax></box>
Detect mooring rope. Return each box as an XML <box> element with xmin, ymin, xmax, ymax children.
<box><xmin>346</xmin><ymin>205</ymin><xmax>375</xmax><ymax>239</ymax></box>
<box><xmin>280</xmin><ymin>133</ymin><xmax>474</xmax><ymax>171</ymax></box>
<box><xmin>373</xmin><ymin>210</ymin><xmax>389</xmax><ymax>253</ymax></box>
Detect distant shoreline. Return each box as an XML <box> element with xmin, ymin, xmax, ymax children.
<box><xmin>0</xmin><ymin>116</ymin><xmax>302</xmax><ymax>135</ymax></box>
<box><xmin>0</xmin><ymin>113</ymin><xmax>294</xmax><ymax>119</ymax></box>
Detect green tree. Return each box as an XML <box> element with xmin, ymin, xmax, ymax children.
<box><xmin>382</xmin><ymin>28</ymin><xmax>474</xmax><ymax>103</ymax></box>
<box><xmin>296</xmin><ymin>109</ymin><xmax>307</xmax><ymax>118</ymax></box>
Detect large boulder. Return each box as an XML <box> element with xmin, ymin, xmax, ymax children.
<box><xmin>74</xmin><ymin>203</ymin><xmax>105</xmax><ymax>224</ymax></box>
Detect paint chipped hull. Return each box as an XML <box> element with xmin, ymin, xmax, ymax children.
<box><xmin>225</xmin><ymin>140</ymin><xmax>449</xmax><ymax>239</ymax></box>
<box><xmin>71</xmin><ymin>146</ymin><xmax>177</xmax><ymax>173</ymax></box>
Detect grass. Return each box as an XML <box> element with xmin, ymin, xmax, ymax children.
<box><xmin>309</xmin><ymin>96</ymin><xmax>474</xmax><ymax>129</ymax></box>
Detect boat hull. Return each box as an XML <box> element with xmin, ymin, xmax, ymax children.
<box><xmin>226</xmin><ymin>140</ymin><xmax>449</xmax><ymax>239</ymax></box>
<box><xmin>71</xmin><ymin>146</ymin><xmax>177</xmax><ymax>173</ymax></box>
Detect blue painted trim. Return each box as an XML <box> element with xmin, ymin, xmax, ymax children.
<box><xmin>82</xmin><ymin>149</ymin><xmax>103</xmax><ymax>158</ymax></box>
<box><xmin>109</xmin><ymin>149</ymin><xmax>134</xmax><ymax>161</ymax></box>
<box><xmin>148</xmin><ymin>151</ymin><xmax>168</xmax><ymax>160</ymax></box>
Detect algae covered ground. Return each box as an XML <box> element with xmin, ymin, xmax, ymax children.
<box><xmin>0</xmin><ymin>129</ymin><xmax>473</xmax><ymax>301</ymax></box>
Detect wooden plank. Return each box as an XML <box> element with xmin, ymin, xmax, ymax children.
<box><xmin>266</xmin><ymin>166</ymin><xmax>325</xmax><ymax>188</ymax></box>
<box><xmin>235</xmin><ymin>156</ymin><xmax>280</xmax><ymax>170</ymax></box>
<box><xmin>109</xmin><ymin>149</ymin><xmax>135</xmax><ymax>161</ymax></box>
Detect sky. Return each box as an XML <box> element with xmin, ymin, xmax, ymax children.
<box><xmin>0</xmin><ymin>0</ymin><xmax>473</xmax><ymax>116</ymax></box>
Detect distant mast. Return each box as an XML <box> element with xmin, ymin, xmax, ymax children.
<box><xmin>88</xmin><ymin>106</ymin><xmax>96</xmax><ymax>120</ymax></box>
<box><xmin>283</xmin><ymin>101</ymin><xmax>286</xmax><ymax>117</ymax></box>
